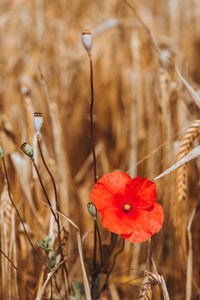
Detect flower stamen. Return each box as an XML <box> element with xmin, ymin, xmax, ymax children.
<box><xmin>121</xmin><ymin>201</ymin><xmax>134</xmax><ymax>214</ymax></box>
<box><xmin>124</xmin><ymin>204</ymin><xmax>130</xmax><ymax>211</ymax></box>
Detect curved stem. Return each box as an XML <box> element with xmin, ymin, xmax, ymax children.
<box><xmin>36</xmin><ymin>138</ymin><xmax>71</xmax><ymax>295</ymax></box>
<box><xmin>97</xmin><ymin>238</ymin><xmax>125</xmax><ymax>299</ymax></box>
<box><xmin>31</xmin><ymin>158</ymin><xmax>58</xmax><ymax>223</ymax></box>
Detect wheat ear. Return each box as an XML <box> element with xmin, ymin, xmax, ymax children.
<box><xmin>175</xmin><ymin>120</ymin><xmax>200</xmax><ymax>261</ymax></box>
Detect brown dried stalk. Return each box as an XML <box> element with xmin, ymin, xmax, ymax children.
<box><xmin>36</xmin><ymin>259</ymin><xmax>68</xmax><ymax>300</ymax></box>
<box><xmin>122</xmin><ymin>0</ymin><xmax>200</xmax><ymax>112</ymax></box>
<box><xmin>0</xmin><ymin>149</ymin><xmax>47</xmax><ymax>268</ymax></box>
<box><xmin>0</xmin><ymin>247</ymin><xmax>34</xmax><ymax>299</ymax></box>
<box><xmin>175</xmin><ymin>120</ymin><xmax>200</xmax><ymax>257</ymax></box>
<box><xmin>0</xmin><ymin>184</ymin><xmax>13</xmax><ymax>299</ymax></box>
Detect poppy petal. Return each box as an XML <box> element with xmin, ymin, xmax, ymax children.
<box><xmin>101</xmin><ymin>206</ymin><xmax>133</xmax><ymax>235</ymax></box>
<box><xmin>121</xmin><ymin>203</ymin><xmax>164</xmax><ymax>243</ymax></box>
<box><xmin>91</xmin><ymin>172</ymin><xmax>131</xmax><ymax>210</ymax></box>
<box><xmin>125</xmin><ymin>177</ymin><xmax>156</xmax><ymax>209</ymax></box>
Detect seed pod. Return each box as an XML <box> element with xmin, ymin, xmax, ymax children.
<box><xmin>34</xmin><ymin>112</ymin><xmax>43</xmax><ymax>136</ymax></box>
<box><xmin>21</xmin><ymin>142</ymin><xmax>34</xmax><ymax>158</ymax></box>
<box><xmin>82</xmin><ymin>30</ymin><xmax>92</xmax><ymax>52</ymax></box>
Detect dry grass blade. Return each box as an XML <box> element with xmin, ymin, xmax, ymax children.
<box><xmin>175</xmin><ymin>66</ymin><xmax>200</xmax><ymax>109</ymax></box>
<box><xmin>153</xmin><ymin>145</ymin><xmax>200</xmax><ymax>181</ymax></box>
<box><xmin>151</xmin><ymin>259</ymin><xmax>170</xmax><ymax>300</ymax></box>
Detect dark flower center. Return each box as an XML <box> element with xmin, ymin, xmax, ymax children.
<box><xmin>121</xmin><ymin>201</ymin><xmax>134</xmax><ymax>214</ymax></box>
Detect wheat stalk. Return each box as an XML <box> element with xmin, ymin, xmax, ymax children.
<box><xmin>175</xmin><ymin>120</ymin><xmax>200</xmax><ymax>258</ymax></box>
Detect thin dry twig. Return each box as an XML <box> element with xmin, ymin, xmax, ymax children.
<box><xmin>36</xmin><ymin>259</ymin><xmax>68</xmax><ymax>300</ymax></box>
<box><xmin>151</xmin><ymin>258</ymin><xmax>170</xmax><ymax>300</ymax></box>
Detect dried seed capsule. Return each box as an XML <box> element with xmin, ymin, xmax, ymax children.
<box><xmin>21</xmin><ymin>143</ymin><xmax>34</xmax><ymax>158</ymax></box>
<box><xmin>34</xmin><ymin>112</ymin><xmax>43</xmax><ymax>136</ymax></box>
<box><xmin>82</xmin><ymin>30</ymin><xmax>92</xmax><ymax>52</ymax></box>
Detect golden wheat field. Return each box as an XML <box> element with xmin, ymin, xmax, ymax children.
<box><xmin>1</xmin><ymin>0</ymin><xmax>200</xmax><ymax>299</ymax></box>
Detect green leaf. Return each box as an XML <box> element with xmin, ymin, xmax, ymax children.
<box><xmin>37</xmin><ymin>240</ymin><xmax>43</xmax><ymax>247</ymax></box>
<box><xmin>44</xmin><ymin>235</ymin><xmax>52</xmax><ymax>244</ymax></box>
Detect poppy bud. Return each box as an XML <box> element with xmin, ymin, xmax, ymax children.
<box><xmin>0</xmin><ymin>146</ymin><xmax>3</xmax><ymax>158</ymax></box>
<box><xmin>87</xmin><ymin>202</ymin><xmax>96</xmax><ymax>218</ymax></box>
<box><xmin>21</xmin><ymin>143</ymin><xmax>34</xmax><ymax>158</ymax></box>
<box><xmin>33</xmin><ymin>112</ymin><xmax>43</xmax><ymax>137</ymax></box>
<box><xmin>82</xmin><ymin>30</ymin><xmax>92</xmax><ymax>52</ymax></box>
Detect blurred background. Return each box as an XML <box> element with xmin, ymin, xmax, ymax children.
<box><xmin>0</xmin><ymin>0</ymin><xmax>200</xmax><ymax>299</ymax></box>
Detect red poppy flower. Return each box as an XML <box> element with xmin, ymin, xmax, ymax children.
<box><xmin>90</xmin><ymin>172</ymin><xmax>164</xmax><ymax>243</ymax></box>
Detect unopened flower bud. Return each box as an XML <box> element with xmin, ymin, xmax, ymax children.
<box><xmin>82</xmin><ymin>30</ymin><xmax>92</xmax><ymax>52</ymax></box>
<box><xmin>87</xmin><ymin>202</ymin><xmax>96</xmax><ymax>218</ymax></box>
<box><xmin>33</xmin><ymin>112</ymin><xmax>43</xmax><ymax>136</ymax></box>
<box><xmin>21</xmin><ymin>143</ymin><xmax>34</xmax><ymax>158</ymax></box>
